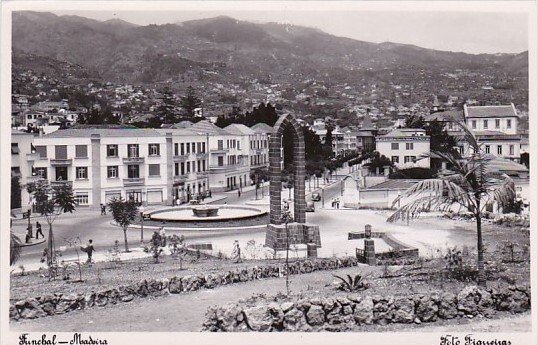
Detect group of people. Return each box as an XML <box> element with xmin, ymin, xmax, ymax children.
<box><xmin>25</xmin><ymin>221</ymin><xmax>44</xmax><ymax>243</ymax></box>
<box><xmin>331</xmin><ymin>198</ymin><xmax>341</xmax><ymax>209</ymax></box>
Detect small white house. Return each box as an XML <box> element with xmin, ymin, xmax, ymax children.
<box><xmin>376</xmin><ymin>128</ymin><xmax>430</xmax><ymax>169</ymax></box>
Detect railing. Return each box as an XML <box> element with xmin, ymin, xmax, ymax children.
<box><xmin>197</xmin><ymin>171</ymin><xmax>209</xmax><ymax>178</ymax></box>
<box><xmin>210</xmin><ymin>148</ymin><xmax>229</xmax><ymax>153</ymax></box>
<box><xmin>173</xmin><ymin>155</ymin><xmax>188</xmax><ymax>163</ymax></box>
<box><xmin>26</xmin><ymin>152</ymin><xmax>40</xmax><ymax>161</ymax></box>
<box><xmin>122</xmin><ymin>177</ymin><xmax>145</xmax><ymax>186</ymax></box>
<box><xmin>122</xmin><ymin>157</ymin><xmax>144</xmax><ymax>164</ymax></box>
<box><xmin>209</xmin><ymin>165</ymin><xmax>238</xmax><ymax>172</ymax></box>
<box><xmin>173</xmin><ymin>175</ymin><xmax>188</xmax><ymax>184</ymax></box>
<box><xmin>50</xmin><ymin>158</ymin><xmax>72</xmax><ymax>166</ymax></box>
<box><xmin>196</xmin><ymin>153</ymin><xmax>208</xmax><ymax>159</ymax></box>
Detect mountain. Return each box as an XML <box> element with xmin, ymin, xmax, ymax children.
<box><xmin>12</xmin><ymin>11</ymin><xmax>528</xmax><ymax>84</ymax></box>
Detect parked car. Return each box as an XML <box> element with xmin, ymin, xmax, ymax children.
<box><xmin>311</xmin><ymin>192</ymin><xmax>321</xmax><ymax>201</ymax></box>
<box><xmin>306</xmin><ymin>201</ymin><xmax>315</xmax><ymax>212</ymax></box>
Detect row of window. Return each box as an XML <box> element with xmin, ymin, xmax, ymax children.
<box><xmin>217</xmin><ymin>139</ymin><xmax>241</xmax><ymax>150</ymax></box>
<box><xmin>34</xmin><ymin>143</ymin><xmax>207</xmax><ymax>160</ymax></box>
<box><xmin>174</xmin><ymin>160</ymin><xmax>207</xmax><ymax>176</ymax></box>
<box><xmin>250</xmin><ymin>139</ymin><xmax>268</xmax><ymax>149</ymax></box>
<box><xmin>391</xmin><ymin>143</ymin><xmax>415</xmax><ymax>150</ymax></box>
<box><xmin>391</xmin><ymin>156</ymin><xmax>417</xmax><ymax>164</ymax></box>
<box><xmin>484</xmin><ymin>144</ymin><xmax>515</xmax><ymax>156</ymax></box>
<box><xmin>470</xmin><ymin>119</ymin><xmax>512</xmax><ymax>130</ymax></box>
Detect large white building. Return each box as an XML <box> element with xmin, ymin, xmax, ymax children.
<box><xmin>12</xmin><ymin>122</ymin><xmax>270</xmax><ymax>210</ymax></box>
<box><xmin>375</xmin><ymin>128</ymin><xmax>431</xmax><ymax>169</ymax></box>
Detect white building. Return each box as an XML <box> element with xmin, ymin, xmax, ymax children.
<box><xmin>11</xmin><ymin>130</ymin><xmax>40</xmax><ymax>209</ymax></box>
<box><xmin>376</xmin><ymin>128</ymin><xmax>430</xmax><ymax>169</ymax></box>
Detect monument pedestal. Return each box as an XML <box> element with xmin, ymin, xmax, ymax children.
<box><xmin>265</xmin><ymin>223</ymin><xmax>321</xmax><ymax>255</ymax></box>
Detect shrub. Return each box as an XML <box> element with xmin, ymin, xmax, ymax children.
<box><xmin>333</xmin><ymin>273</ymin><xmax>369</xmax><ymax>292</ymax></box>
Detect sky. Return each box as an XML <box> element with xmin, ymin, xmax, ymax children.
<box><xmin>52</xmin><ymin>9</ymin><xmax>529</xmax><ymax>54</ymax></box>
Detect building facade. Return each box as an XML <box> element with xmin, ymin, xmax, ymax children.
<box><xmin>376</xmin><ymin>128</ymin><xmax>431</xmax><ymax>169</ymax></box>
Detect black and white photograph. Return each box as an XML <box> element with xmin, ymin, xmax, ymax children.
<box><xmin>1</xmin><ymin>1</ymin><xmax>537</xmax><ymax>344</ymax></box>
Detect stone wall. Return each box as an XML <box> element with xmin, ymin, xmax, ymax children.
<box><xmin>10</xmin><ymin>257</ymin><xmax>359</xmax><ymax>321</ymax></box>
<box><xmin>202</xmin><ymin>285</ymin><xmax>531</xmax><ymax>332</ymax></box>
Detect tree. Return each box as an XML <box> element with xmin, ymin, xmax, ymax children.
<box><xmin>180</xmin><ymin>86</ymin><xmax>202</xmax><ymax>118</ymax></box>
<box><xmin>11</xmin><ymin>176</ymin><xmax>21</xmax><ymax>209</ymax></box>
<box><xmin>158</xmin><ymin>86</ymin><xmax>178</xmax><ymax>124</ymax></box>
<box><xmin>108</xmin><ymin>197</ymin><xmax>139</xmax><ymax>252</ymax></box>
<box><xmin>27</xmin><ymin>180</ymin><xmax>76</xmax><ymax>274</ymax></box>
<box><xmin>10</xmin><ymin>231</ymin><xmax>22</xmax><ymax>266</ymax></box>
<box><xmin>387</xmin><ymin>121</ymin><xmax>516</xmax><ymax>286</ymax></box>
<box><xmin>363</xmin><ymin>151</ymin><xmax>393</xmax><ymax>174</ymax></box>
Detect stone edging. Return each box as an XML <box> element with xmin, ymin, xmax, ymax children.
<box><xmin>202</xmin><ymin>285</ymin><xmax>531</xmax><ymax>332</ymax></box>
<box><xmin>10</xmin><ymin>257</ymin><xmax>359</xmax><ymax>321</ymax></box>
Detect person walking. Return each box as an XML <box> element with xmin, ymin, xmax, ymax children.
<box><xmin>159</xmin><ymin>227</ymin><xmax>166</xmax><ymax>247</ymax></box>
<box><xmin>35</xmin><ymin>221</ymin><xmax>44</xmax><ymax>239</ymax></box>
<box><xmin>238</xmin><ymin>189</ymin><xmax>241</xmax><ymax>198</ymax></box>
<box><xmin>232</xmin><ymin>240</ymin><xmax>242</xmax><ymax>263</ymax></box>
<box><xmin>100</xmin><ymin>203</ymin><xmax>106</xmax><ymax>215</ymax></box>
<box><xmin>85</xmin><ymin>239</ymin><xmax>95</xmax><ymax>264</ymax></box>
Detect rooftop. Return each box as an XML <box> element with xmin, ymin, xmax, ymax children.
<box><xmin>251</xmin><ymin>122</ymin><xmax>273</xmax><ymax>134</ymax></box>
<box><xmin>189</xmin><ymin>120</ymin><xmax>231</xmax><ymax>136</ymax></box>
<box><xmin>424</xmin><ymin>110</ymin><xmax>463</xmax><ymax>122</ymax></box>
<box><xmin>224</xmin><ymin>123</ymin><xmax>255</xmax><ymax>135</ymax></box>
<box><xmin>464</xmin><ymin>104</ymin><xmax>517</xmax><ymax>118</ymax></box>
<box><xmin>367</xmin><ymin>179</ymin><xmax>419</xmax><ymax>190</ymax></box>
<box><xmin>44</xmin><ymin>127</ymin><xmax>163</xmax><ymax>138</ymax></box>
<box><xmin>380</xmin><ymin>128</ymin><xmax>429</xmax><ymax>138</ymax></box>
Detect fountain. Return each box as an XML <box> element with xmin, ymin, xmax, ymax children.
<box><xmin>192</xmin><ymin>205</ymin><xmax>219</xmax><ymax>217</ymax></box>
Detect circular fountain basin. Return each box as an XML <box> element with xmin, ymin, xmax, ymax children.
<box><xmin>148</xmin><ymin>205</ymin><xmax>267</xmax><ymax>222</ymax></box>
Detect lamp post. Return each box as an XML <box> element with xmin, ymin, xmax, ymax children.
<box><xmin>139</xmin><ymin>205</ymin><xmax>145</xmax><ymax>243</ymax></box>
<box><xmin>281</xmin><ymin>200</ymin><xmax>292</xmax><ymax>296</ymax></box>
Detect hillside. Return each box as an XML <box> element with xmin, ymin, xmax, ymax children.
<box><xmin>12</xmin><ymin>11</ymin><xmax>528</xmax><ymax>86</ymax></box>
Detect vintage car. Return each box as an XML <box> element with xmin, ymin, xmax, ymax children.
<box><xmin>311</xmin><ymin>192</ymin><xmax>321</xmax><ymax>201</ymax></box>
<box><xmin>305</xmin><ymin>201</ymin><xmax>315</xmax><ymax>212</ymax></box>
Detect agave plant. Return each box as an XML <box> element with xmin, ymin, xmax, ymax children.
<box><xmin>387</xmin><ymin>119</ymin><xmax>516</xmax><ymax>286</ymax></box>
<box><xmin>333</xmin><ymin>273</ymin><xmax>368</xmax><ymax>292</ymax></box>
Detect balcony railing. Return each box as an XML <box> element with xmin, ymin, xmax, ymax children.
<box><xmin>209</xmin><ymin>165</ymin><xmax>238</xmax><ymax>172</ymax></box>
<box><xmin>173</xmin><ymin>155</ymin><xmax>188</xmax><ymax>163</ymax></box>
<box><xmin>173</xmin><ymin>174</ymin><xmax>188</xmax><ymax>184</ymax></box>
<box><xmin>196</xmin><ymin>152</ymin><xmax>208</xmax><ymax>159</ymax></box>
<box><xmin>123</xmin><ymin>177</ymin><xmax>145</xmax><ymax>186</ymax></box>
<box><xmin>26</xmin><ymin>152</ymin><xmax>41</xmax><ymax>161</ymax></box>
<box><xmin>50</xmin><ymin>158</ymin><xmax>73</xmax><ymax>166</ymax></box>
<box><xmin>210</xmin><ymin>148</ymin><xmax>229</xmax><ymax>154</ymax></box>
<box><xmin>122</xmin><ymin>157</ymin><xmax>145</xmax><ymax>164</ymax></box>
<box><xmin>197</xmin><ymin>171</ymin><xmax>209</xmax><ymax>178</ymax></box>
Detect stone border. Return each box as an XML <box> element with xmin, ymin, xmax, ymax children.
<box><xmin>148</xmin><ymin>205</ymin><xmax>267</xmax><ymax>222</ymax></box>
<box><xmin>202</xmin><ymin>285</ymin><xmax>531</xmax><ymax>332</ymax></box>
<box><xmin>10</xmin><ymin>257</ymin><xmax>359</xmax><ymax>321</ymax></box>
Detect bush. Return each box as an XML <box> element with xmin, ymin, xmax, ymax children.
<box><xmin>332</xmin><ymin>273</ymin><xmax>369</xmax><ymax>292</ymax></box>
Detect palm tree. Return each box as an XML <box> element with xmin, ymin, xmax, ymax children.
<box><xmin>10</xmin><ymin>231</ymin><xmax>22</xmax><ymax>266</ymax></box>
<box><xmin>387</xmin><ymin>120</ymin><xmax>516</xmax><ymax>286</ymax></box>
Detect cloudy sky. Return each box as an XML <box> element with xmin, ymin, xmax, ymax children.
<box><xmin>52</xmin><ymin>8</ymin><xmax>529</xmax><ymax>54</ymax></box>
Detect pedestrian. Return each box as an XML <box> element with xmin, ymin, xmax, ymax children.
<box><xmin>85</xmin><ymin>239</ymin><xmax>95</xmax><ymax>264</ymax></box>
<box><xmin>159</xmin><ymin>227</ymin><xmax>166</xmax><ymax>247</ymax></box>
<box><xmin>35</xmin><ymin>221</ymin><xmax>44</xmax><ymax>239</ymax></box>
<box><xmin>25</xmin><ymin>233</ymin><xmax>31</xmax><ymax>244</ymax></box>
<box><xmin>232</xmin><ymin>240</ymin><xmax>242</xmax><ymax>263</ymax></box>
<box><xmin>238</xmin><ymin>189</ymin><xmax>241</xmax><ymax>198</ymax></box>
<box><xmin>208</xmin><ymin>190</ymin><xmax>212</xmax><ymax>198</ymax></box>
<box><xmin>100</xmin><ymin>203</ymin><xmax>106</xmax><ymax>215</ymax></box>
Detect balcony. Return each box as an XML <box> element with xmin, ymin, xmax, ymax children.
<box><xmin>122</xmin><ymin>157</ymin><xmax>145</xmax><ymax>164</ymax></box>
<box><xmin>123</xmin><ymin>177</ymin><xmax>145</xmax><ymax>186</ymax></box>
<box><xmin>209</xmin><ymin>165</ymin><xmax>238</xmax><ymax>172</ymax></box>
<box><xmin>50</xmin><ymin>158</ymin><xmax>73</xmax><ymax>166</ymax></box>
<box><xmin>51</xmin><ymin>180</ymin><xmax>73</xmax><ymax>187</ymax></box>
<box><xmin>173</xmin><ymin>155</ymin><xmax>188</xmax><ymax>163</ymax></box>
<box><xmin>173</xmin><ymin>174</ymin><xmax>188</xmax><ymax>184</ymax></box>
<box><xmin>197</xmin><ymin>171</ymin><xmax>209</xmax><ymax>179</ymax></box>
<box><xmin>196</xmin><ymin>152</ymin><xmax>208</xmax><ymax>159</ymax></box>
<box><xmin>26</xmin><ymin>152</ymin><xmax>41</xmax><ymax>161</ymax></box>
<box><xmin>210</xmin><ymin>148</ymin><xmax>229</xmax><ymax>154</ymax></box>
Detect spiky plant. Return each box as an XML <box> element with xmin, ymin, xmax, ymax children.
<box><xmin>387</xmin><ymin>119</ymin><xmax>516</xmax><ymax>286</ymax></box>
<box><xmin>333</xmin><ymin>273</ymin><xmax>368</xmax><ymax>292</ymax></box>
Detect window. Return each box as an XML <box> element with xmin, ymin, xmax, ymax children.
<box><xmin>107</xmin><ymin>144</ymin><xmax>118</xmax><ymax>157</ymax></box>
<box><xmin>75</xmin><ymin>145</ymin><xmax>88</xmax><ymax>158</ymax></box>
<box><xmin>391</xmin><ymin>143</ymin><xmax>399</xmax><ymax>150</ymax></box>
<box><xmin>174</xmin><ymin>143</ymin><xmax>179</xmax><ymax>156</ymax></box>
<box><xmin>497</xmin><ymin>145</ymin><xmax>503</xmax><ymax>155</ymax></box>
<box><xmin>483</xmin><ymin>120</ymin><xmax>488</xmax><ymax>129</ymax></box>
<box><xmin>11</xmin><ymin>143</ymin><xmax>20</xmax><ymax>155</ymax></box>
<box><xmin>35</xmin><ymin>167</ymin><xmax>47</xmax><ymax>178</ymax></box>
<box><xmin>74</xmin><ymin>194</ymin><xmax>89</xmax><ymax>205</ymax></box>
<box><xmin>148</xmin><ymin>144</ymin><xmax>160</xmax><ymax>156</ymax></box>
<box><xmin>218</xmin><ymin>140</ymin><xmax>223</xmax><ymax>150</ymax></box>
<box><xmin>391</xmin><ymin>156</ymin><xmax>399</xmax><ymax>163</ymax></box>
<box><xmin>459</xmin><ymin>146</ymin><xmax>465</xmax><ymax>155</ymax></box>
<box><xmin>180</xmin><ymin>143</ymin><xmax>185</xmax><ymax>155</ymax></box>
<box><xmin>76</xmin><ymin>167</ymin><xmax>88</xmax><ymax>179</ymax></box>
<box><xmin>485</xmin><ymin>145</ymin><xmax>490</xmax><ymax>154</ymax></box>
<box><xmin>186</xmin><ymin>143</ymin><xmax>190</xmax><ymax>154</ymax></box>
<box><xmin>509</xmin><ymin>145</ymin><xmax>514</xmax><ymax>156</ymax></box>
<box><xmin>507</xmin><ymin>119</ymin><xmax>512</xmax><ymax>129</ymax></box>
<box><xmin>471</xmin><ymin>120</ymin><xmax>477</xmax><ymax>129</ymax></box>
<box><xmin>192</xmin><ymin>142</ymin><xmax>196</xmax><ymax>153</ymax></box>
<box><xmin>404</xmin><ymin>156</ymin><xmax>411</xmax><ymax>163</ymax></box>
<box><xmin>202</xmin><ymin>142</ymin><xmax>206</xmax><ymax>153</ymax></box>
<box><xmin>218</xmin><ymin>156</ymin><xmax>224</xmax><ymax>166</ymax></box>
<box><xmin>127</xmin><ymin>165</ymin><xmax>140</xmax><ymax>179</ymax></box>
<box><xmin>174</xmin><ymin>163</ymin><xmax>179</xmax><ymax>176</ymax></box>
<box><xmin>181</xmin><ymin>162</ymin><xmax>185</xmax><ymax>175</ymax></box>
<box><xmin>202</xmin><ymin>160</ymin><xmax>206</xmax><ymax>171</ymax></box>
<box><xmin>55</xmin><ymin>145</ymin><xmax>67</xmax><ymax>159</ymax></box>
<box><xmin>127</xmin><ymin>144</ymin><xmax>139</xmax><ymax>158</ymax></box>
<box><xmin>107</xmin><ymin>166</ymin><xmax>118</xmax><ymax>178</ymax></box>
<box><xmin>197</xmin><ymin>160</ymin><xmax>201</xmax><ymax>172</ymax></box>
<box><xmin>411</xmin><ymin>156</ymin><xmax>417</xmax><ymax>163</ymax></box>
<box><xmin>405</xmin><ymin>143</ymin><xmax>414</xmax><ymax>150</ymax></box>
<box><xmin>186</xmin><ymin>161</ymin><xmax>190</xmax><ymax>173</ymax></box>
<box><xmin>148</xmin><ymin>164</ymin><xmax>160</xmax><ymax>176</ymax></box>
<box><xmin>495</xmin><ymin>119</ymin><xmax>500</xmax><ymax>129</ymax></box>
<box><xmin>237</xmin><ymin>141</ymin><xmax>241</xmax><ymax>150</ymax></box>
<box><xmin>35</xmin><ymin>145</ymin><xmax>47</xmax><ymax>158</ymax></box>
<box><xmin>197</xmin><ymin>142</ymin><xmax>201</xmax><ymax>153</ymax></box>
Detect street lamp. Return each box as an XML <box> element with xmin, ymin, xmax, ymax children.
<box><xmin>281</xmin><ymin>200</ymin><xmax>293</xmax><ymax>296</ymax></box>
<box><xmin>139</xmin><ymin>205</ymin><xmax>145</xmax><ymax>243</ymax></box>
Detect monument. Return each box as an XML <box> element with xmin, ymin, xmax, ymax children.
<box><xmin>264</xmin><ymin>113</ymin><xmax>321</xmax><ymax>256</ymax></box>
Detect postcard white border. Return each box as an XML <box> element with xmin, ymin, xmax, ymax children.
<box><xmin>1</xmin><ymin>1</ymin><xmax>537</xmax><ymax>345</ymax></box>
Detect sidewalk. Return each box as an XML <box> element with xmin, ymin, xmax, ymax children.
<box><xmin>224</xmin><ymin>181</ymin><xmax>269</xmax><ymax>194</ymax></box>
